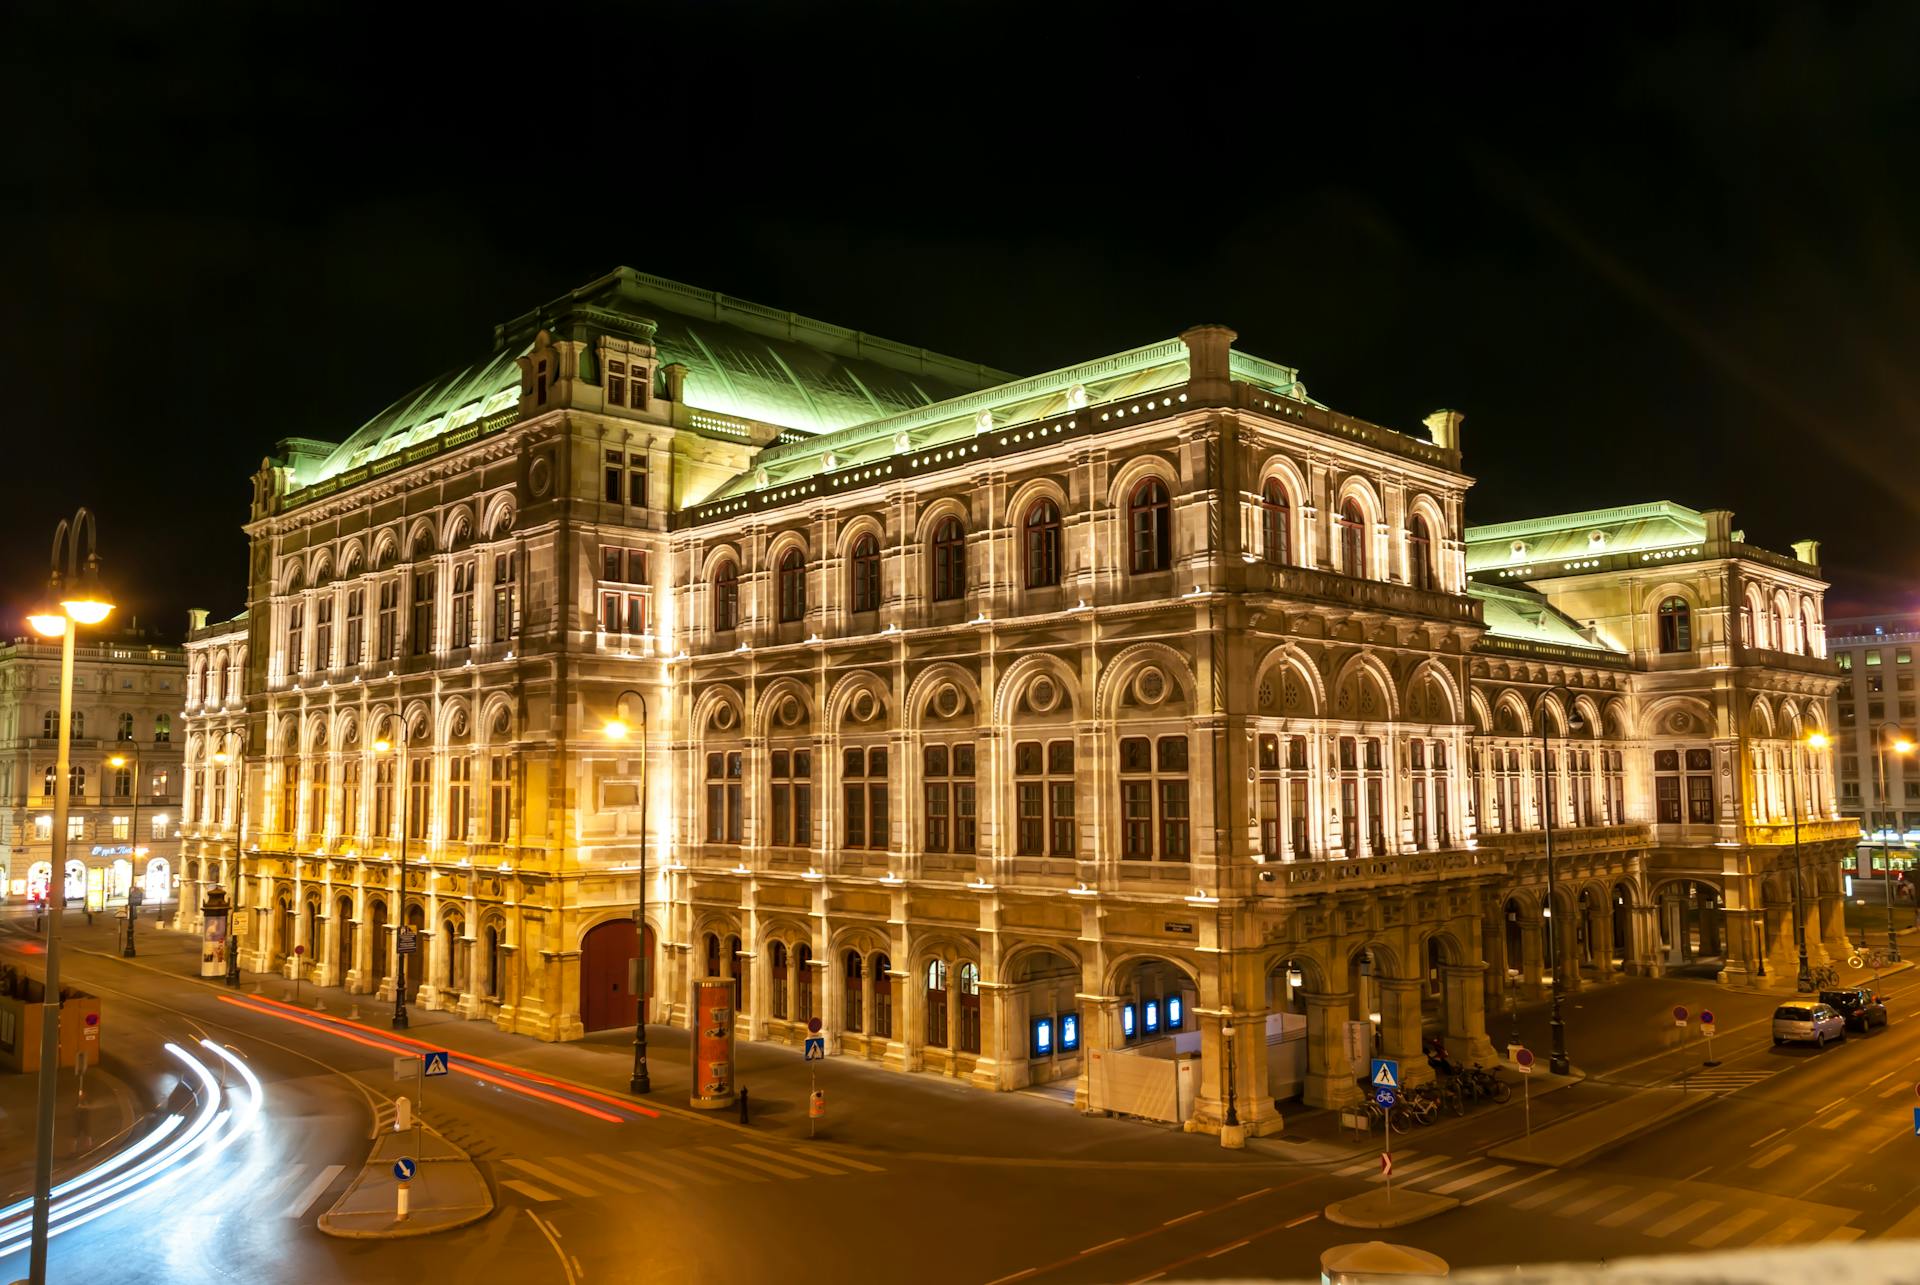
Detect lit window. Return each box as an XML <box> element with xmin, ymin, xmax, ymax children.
<box><xmin>1023</xmin><ymin>499</ymin><xmax>1061</xmax><ymax>588</ymax></box>
<box><xmin>1128</xmin><ymin>478</ymin><xmax>1172</xmax><ymax>574</ymax></box>
<box><xmin>1658</xmin><ymin>597</ymin><xmax>1692</xmax><ymax>653</ymax></box>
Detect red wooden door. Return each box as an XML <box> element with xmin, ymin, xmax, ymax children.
<box><xmin>581</xmin><ymin>920</ymin><xmax>654</xmax><ymax>1032</ymax></box>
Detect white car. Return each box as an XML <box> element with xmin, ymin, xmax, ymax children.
<box><xmin>1772</xmin><ymin>1002</ymin><xmax>1846</xmax><ymax>1047</ymax></box>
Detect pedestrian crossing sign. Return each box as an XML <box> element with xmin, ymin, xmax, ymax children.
<box><xmin>423</xmin><ymin>1051</ymin><xmax>451</xmax><ymax>1077</ymax></box>
<box><xmin>1370</xmin><ymin>1058</ymin><xmax>1399</xmax><ymax>1090</ymax></box>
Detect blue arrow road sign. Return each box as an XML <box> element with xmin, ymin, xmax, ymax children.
<box><xmin>1913</xmin><ymin>1107</ymin><xmax>1919</xmax><ymax>1137</ymax></box>
<box><xmin>1375</xmin><ymin>1087</ymin><xmax>1397</xmax><ymax>1109</ymax></box>
<box><xmin>423</xmin><ymin>1051</ymin><xmax>451</xmax><ymax>1077</ymax></box>
<box><xmin>1370</xmin><ymin>1058</ymin><xmax>1400</xmax><ymax>1090</ymax></box>
<box><xmin>393</xmin><ymin>1157</ymin><xmax>417</xmax><ymax>1182</ymax></box>
<box><xmin>803</xmin><ymin>1037</ymin><xmax>826</xmax><ymax>1061</ymax></box>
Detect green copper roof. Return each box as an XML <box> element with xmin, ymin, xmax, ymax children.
<box><xmin>1463</xmin><ymin>500</ymin><xmax>1707</xmax><ymax>572</ymax></box>
<box><xmin>1470</xmin><ymin>581</ymin><xmax>1623</xmax><ymax>654</ymax></box>
<box><xmin>301</xmin><ymin>269</ymin><xmax>1013</xmax><ymax>489</ymax></box>
<box><xmin>704</xmin><ymin>340</ymin><xmax>1321</xmax><ymax>501</ymax></box>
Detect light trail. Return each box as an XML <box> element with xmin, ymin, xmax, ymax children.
<box><xmin>0</xmin><ymin>1038</ymin><xmax>263</xmax><ymax>1261</ymax></box>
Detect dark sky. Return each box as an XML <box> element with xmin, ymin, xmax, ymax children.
<box><xmin>7</xmin><ymin>3</ymin><xmax>1918</xmax><ymax>638</ymax></box>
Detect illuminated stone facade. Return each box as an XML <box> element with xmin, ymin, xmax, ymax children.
<box><xmin>0</xmin><ymin>634</ymin><xmax>185</xmax><ymax>910</ymax></box>
<box><xmin>179</xmin><ymin>269</ymin><xmax>1847</xmax><ymax>1135</ymax></box>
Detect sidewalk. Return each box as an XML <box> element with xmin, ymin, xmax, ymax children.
<box><xmin>0</xmin><ymin>1059</ymin><xmax>141</xmax><ymax>1203</ymax></box>
<box><xmin>318</xmin><ymin>1125</ymin><xmax>492</xmax><ymax>1239</ymax></box>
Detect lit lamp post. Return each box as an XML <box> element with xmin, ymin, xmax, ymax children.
<box><xmin>1788</xmin><ymin>731</ymin><xmax>1828</xmax><ymax>993</ymax></box>
<box><xmin>1872</xmin><ymin>727</ymin><xmax>1912</xmax><ymax>963</ymax></box>
<box><xmin>211</xmin><ymin>744</ymin><xmax>247</xmax><ymax>986</ymax></box>
<box><xmin>603</xmin><ymin>691</ymin><xmax>649</xmax><ymax>1095</ymax></box>
<box><xmin>108</xmin><ymin>747</ymin><xmax>142</xmax><ymax>957</ymax></box>
<box><xmin>1536</xmin><ymin>689</ymin><xmax>1583</xmax><ymax>1077</ymax></box>
<box><xmin>374</xmin><ymin>720</ymin><xmax>412</xmax><ymax>1030</ymax></box>
<box><xmin>24</xmin><ymin>507</ymin><xmax>114</xmax><ymax>1285</ymax></box>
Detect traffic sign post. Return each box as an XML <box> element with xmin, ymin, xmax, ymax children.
<box><xmin>1700</xmin><ymin>1009</ymin><xmax>1718</xmax><ymax>1066</ymax></box>
<box><xmin>293</xmin><ymin>944</ymin><xmax>305</xmax><ymax>1007</ymax></box>
<box><xmin>393</xmin><ymin>1156</ymin><xmax>416</xmax><ymax>1222</ymax></box>
<box><xmin>1515</xmin><ymin>1047</ymin><xmax>1535</xmax><ymax>1138</ymax></box>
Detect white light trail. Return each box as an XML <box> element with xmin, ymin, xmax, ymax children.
<box><xmin>0</xmin><ymin>1038</ymin><xmax>263</xmax><ymax>1261</ymax></box>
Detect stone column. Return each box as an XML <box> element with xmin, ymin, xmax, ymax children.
<box><xmin>1378</xmin><ymin>979</ymin><xmax>1430</xmax><ymax>1088</ymax></box>
<box><xmin>1442</xmin><ymin>963</ymin><xmax>1499</xmax><ymax>1064</ymax></box>
<box><xmin>1302</xmin><ymin>991</ymin><xmax>1362</xmax><ymax>1110</ymax></box>
<box><xmin>1591</xmin><ymin>902</ymin><xmax>1616</xmax><ymax>981</ymax></box>
<box><xmin>1519</xmin><ymin>920</ymin><xmax>1545</xmax><ymax>998</ymax></box>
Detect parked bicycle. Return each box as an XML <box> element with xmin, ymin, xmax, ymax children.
<box><xmin>1810</xmin><ymin>963</ymin><xmax>1841</xmax><ymax>990</ymax></box>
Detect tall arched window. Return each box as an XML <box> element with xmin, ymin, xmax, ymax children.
<box><xmin>957</xmin><ymin>961</ymin><xmax>981</xmax><ymax>1054</ymax></box>
<box><xmin>117</xmin><ymin>712</ymin><xmax>135</xmax><ymax>742</ymax></box>
<box><xmin>1338</xmin><ymin>500</ymin><xmax>1368</xmax><ymax>578</ymax></box>
<box><xmin>1657</xmin><ymin>597</ymin><xmax>1692</xmax><ymax>653</ymax></box>
<box><xmin>931</xmin><ymin>517</ymin><xmax>966</xmax><ymax>601</ymax></box>
<box><xmin>770</xmin><ymin>941</ymin><xmax>790</xmax><ymax>1020</ymax></box>
<box><xmin>712</xmin><ymin>561</ymin><xmax>739</xmax><ymax>632</ymax></box>
<box><xmin>850</xmin><ymin>534</ymin><xmax>881</xmax><ymax>613</ymax></box>
<box><xmin>1407</xmin><ymin>515</ymin><xmax>1435</xmax><ymax>591</ymax></box>
<box><xmin>1261</xmin><ymin>480</ymin><xmax>1290</xmax><ymax>566</ymax></box>
<box><xmin>844</xmin><ymin>950</ymin><xmax>863</xmax><ymax>1033</ymax></box>
<box><xmin>1129</xmin><ymin>478</ymin><xmax>1171</xmax><ymax>574</ymax></box>
<box><xmin>925</xmin><ymin>958</ymin><xmax>949</xmax><ymax>1048</ymax></box>
<box><xmin>1024</xmin><ymin>499</ymin><xmax>1061</xmax><ymax>588</ymax></box>
<box><xmin>795</xmin><ymin>943</ymin><xmax>814</xmax><ymax>1023</ymax></box>
<box><xmin>778</xmin><ymin>549</ymin><xmax>807</xmax><ymax>623</ymax></box>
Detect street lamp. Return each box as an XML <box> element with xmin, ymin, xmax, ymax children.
<box><xmin>1871</xmin><ymin>727</ymin><xmax>1912</xmax><ymax>964</ymax></box>
<box><xmin>108</xmin><ymin>748</ymin><xmax>143</xmax><ymax>957</ymax></box>
<box><xmin>24</xmin><ymin>507</ymin><xmax>113</xmax><ymax>1285</ymax></box>
<box><xmin>604</xmin><ymin>691</ymin><xmax>650</xmax><ymax>1095</ymax></box>
<box><xmin>374</xmin><ymin>720</ymin><xmax>413</xmax><ymax>1030</ymax></box>
<box><xmin>1536</xmin><ymin>688</ymin><xmax>1584</xmax><ymax>1077</ymax></box>
<box><xmin>1787</xmin><ymin>731</ymin><xmax>1829</xmax><ymax>993</ymax></box>
<box><xmin>211</xmin><ymin>744</ymin><xmax>247</xmax><ymax>986</ymax></box>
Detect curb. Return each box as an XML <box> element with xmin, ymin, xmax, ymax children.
<box><xmin>1484</xmin><ymin>1088</ymin><xmax>1713</xmax><ymax>1169</ymax></box>
<box><xmin>1324</xmin><ymin>1189</ymin><xmax>1459</xmax><ymax>1229</ymax></box>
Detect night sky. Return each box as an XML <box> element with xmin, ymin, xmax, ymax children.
<box><xmin>7</xmin><ymin>4</ymin><xmax>1917</xmax><ymax>639</ymax></box>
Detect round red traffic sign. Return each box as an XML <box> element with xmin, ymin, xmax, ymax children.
<box><xmin>1700</xmin><ymin>1009</ymin><xmax>1714</xmax><ymax>1025</ymax></box>
<box><xmin>1672</xmin><ymin>1005</ymin><xmax>1689</xmax><ymax>1021</ymax></box>
<box><xmin>807</xmin><ymin>1016</ymin><xmax>823</xmax><ymax>1035</ymax></box>
<box><xmin>295</xmin><ymin>945</ymin><xmax>306</xmax><ymax>956</ymax></box>
<box><xmin>1515</xmin><ymin>1047</ymin><xmax>1535</xmax><ymax>1067</ymax></box>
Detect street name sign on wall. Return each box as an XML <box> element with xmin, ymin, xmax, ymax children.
<box><xmin>397</xmin><ymin>928</ymin><xmax>418</xmax><ymax>955</ymax></box>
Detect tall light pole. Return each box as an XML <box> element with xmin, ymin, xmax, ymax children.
<box><xmin>108</xmin><ymin>746</ymin><xmax>141</xmax><ymax>957</ymax></box>
<box><xmin>24</xmin><ymin>507</ymin><xmax>114</xmax><ymax>1285</ymax></box>
<box><xmin>603</xmin><ymin>691</ymin><xmax>649</xmax><ymax>1094</ymax></box>
<box><xmin>1788</xmin><ymin>731</ymin><xmax>1828</xmax><ymax>993</ymax></box>
<box><xmin>1537</xmin><ymin>688</ymin><xmax>1583</xmax><ymax>1077</ymax></box>
<box><xmin>375</xmin><ymin>719</ymin><xmax>413</xmax><ymax>1029</ymax></box>
<box><xmin>1871</xmin><ymin>727</ymin><xmax>1911</xmax><ymax>964</ymax></box>
<box><xmin>212</xmin><ymin>741</ymin><xmax>247</xmax><ymax>986</ymax></box>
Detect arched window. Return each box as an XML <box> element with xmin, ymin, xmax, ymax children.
<box><xmin>795</xmin><ymin>943</ymin><xmax>814</xmax><ymax>1023</ymax></box>
<box><xmin>42</xmin><ymin>766</ymin><xmax>53</xmax><ymax>797</ymax></box>
<box><xmin>957</xmin><ymin>961</ymin><xmax>981</xmax><ymax>1054</ymax></box>
<box><xmin>778</xmin><ymin>549</ymin><xmax>807</xmax><ymax>623</ymax></box>
<box><xmin>1024</xmin><ymin>499</ymin><xmax>1061</xmax><ymax>588</ymax></box>
<box><xmin>1128</xmin><ymin>477</ymin><xmax>1172</xmax><ymax>574</ymax></box>
<box><xmin>1407</xmin><ymin>515</ymin><xmax>1435</xmax><ymax>591</ymax></box>
<box><xmin>712</xmin><ymin>561</ymin><xmax>739</xmax><ymax>632</ymax></box>
<box><xmin>770</xmin><ymin>941</ymin><xmax>790</xmax><ymax>1020</ymax></box>
<box><xmin>154</xmin><ymin>714</ymin><xmax>171</xmax><ymax>743</ymax></box>
<box><xmin>844</xmin><ymin>950</ymin><xmax>864</xmax><ymax>1033</ymax></box>
<box><xmin>41</xmin><ymin>710</ymin><xmax>54</xmax><ymax>739</ymax></box>
<box><xmin>1261</xmin><ymin>480</ymin><xmax>1291</xmax><ymax>566</ymax></box>
<box><xmin>871</xmin><ymin>951</ymin><xmax>893</xmax><ymax>1039</ymax></box>
<box><xmin>1657</xmin><ymin>597</ymin><xmax>1692</xmax><ymax>653</ymax></box>
<box><xmin>484</xmin><ymin>924</ymin><xmax>502</xmax><ymax>999</ymax></box>
<box><xmin>925</xmin><ymin>958</ymin><xmax>949</xmax><ymax>1048</ymax></box>
<box><xmin>931</xmin><ymin>517</ymin><xmax>966</xmax><ymax>601</ymax></box>
<box><xmin>117</xmin><ymin>712</ymin><xmax>134</xmax><ymax>742</ymax></box>
<box><xmin>849</xmin><ymin>534</ymin><xmax>881</xmax><ymax>613</ymax></box>
<box><xmin>1338</xmin><ymin>500</ymin><xmax>1368</xmax><ymax>578</ymax></box>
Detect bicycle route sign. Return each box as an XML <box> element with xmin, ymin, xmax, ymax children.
<box><xmin>1374</xmin><ymin>1086</ymin><xmax>1397</xmax><ymax>1109</ymax></box>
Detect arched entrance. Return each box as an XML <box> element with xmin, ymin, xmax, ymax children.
<box><xmin>1265</xmin><ymin>956</ymin><xmax>1313</xmax><ymax>1102</ymax></box>
<box><xmin>1611</xmin><ymin>882</ymin><xmax>1634</xmax><ymax>969</ymax></box>
<box><xmin>1087</xmin><ymin>957</ymin><xmax>1201</xmax><ymax>1124</ymax></box>
<box><xmin>302</xmin><ymin>893</ymin><xmax>321</xmax><ymax>972</ymax></box>
<box><xmin>580</xmin><ymin>918</ymin><xmax>655</xmax><ymax>1033</ymax></box>
<box><xmin>1006</xmin><ymin>948</ymin><xmax>1079</xmax><ymax>1088</ymax></box>
<box><xmin>144</xmin><ymin>857</ymin><xmax>171</xmax><ymax>902</ymax></box>
<box><xmin>275</xmin><ymin>892</ymin><xmax>294</xmax><ymax>967</ymax></box>
<box><xmin>1655</xmin><ymin>879</ymin><xmax>1724</xmax><ymax>974</ymax></box>
<box><xmin>404</xmin><ymin>903</ymin><xmax>427</xmax><ymax>1002</ymax></box>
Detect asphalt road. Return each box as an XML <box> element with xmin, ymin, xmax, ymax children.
<box><xmin>5</xmin><ymin>912</ymin><xmax>1919</xmax><ymax>1284</ymax></box>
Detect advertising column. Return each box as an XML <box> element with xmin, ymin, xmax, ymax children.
<box><xmin>690</xmin><ymin>977</ymin><xmax>737</xmax><ymax>1110</ymax></box>
<box><xmin>200</xmin><ymin>886</ymin><xmax>231</xmax><ymax>978</ymax></box>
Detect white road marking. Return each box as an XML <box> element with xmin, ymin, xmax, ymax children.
<box><xmin>1820</xmin><ymin>1108</ymin><xmax>1860</xmax><ymax>1130</ymax></box>
<box><xmin>629</xmin><ymin>1151</ymin><xmax>723</xmax><ymax>1185</ymax></box>
<box><xmin>502</xmin><ymin>1178</ymin><xmax>558</xmax><ymax>1203</ymax></box>
<box><xmin>1512</xmin><ymin>1177</ymin><xmax>1585</xmax><ymax>1211</ymax></box>
<box><xmin>1433</xmin><ymin>1164</ymin><xmax>1514</xmax><ymax>1196</ymax></box>
<box><xmin>526</xmin><ymin>1210</ymin><xmax>578</xmax><ymax>1285</ymax></box>
<box><xmin>1823</xmin><ymin>1226</ymin><xmax>1866</xmax><ymax>1243</ymax></box>
<box><xmin>1751</xmin><ymin>1216</ymin><xmax>1815</xmax><ymax>1246</ymax></box>
<box><xmin>1080</xmin><ymin>1237</ymin><xmax>1125</xmax><ymax>1255</ymax></box>
<box><xmin>1879</xmin><ymin>1079</ymin><xmax>1910</xmax><ymax>1098</ymax></box>
<box><xmin>809</xmin><ymin>1147</ymin><xmax>886</xmax><ymax>1173</ymax></box>
<box><xmin>1646</xmin><ymin>1199</ymin><xmax>1722</xmax><ymax>1238</ymax></box>
<box><xmin>1163</xmin><ymin>1210</ymin><xmax>1205</xmax><ymax>1227</ymax></box>
<box><xmin>698</xmin><ymin>1146</ymin><xmax>801</xmax><ymax>1180</ymax></box>
<box><xmin>734</xmin><ymin>1142</ymin><xmax>853</xmax><ymax>1177</ymax></box>
<box><xmin>546</xmin><ymin>1154</ymin><xmax>636</xmax><ymax>1193</ymax></box>
<box><xmin>1206</xmin><ymin>1239</ymin><xmax>1250</xmax><ymax>1259</ymax></box>
<box><xmin>1560</xmin><ymin>1184</ymin><xmax>1632</xmax><ymax>1217</ymax></box>
<box><xmin>1692</xmin><ymin>1207</ymin><xmax>1768</xmax><ymax>1248</ymax></box>
<box><xmin>284</xmin><ymin>1164</ymin><xmax>346</xmax><ymax>1218</ymax></box>
<box><xmin>1284</xmin><ymin>1212</ymin><xmax>1319</xmax><ymax>1228</ymax></box>
<box><xmin>1598</xmin><ymin>1191</ymin><xmax>1674</xmax><ymax>1228</ymax></box>
<box><xmin>1815</xmin><ymin>1097</ymin><xmax>1846</xmax><ymax>1115</ymax></box>
<box><xmin>1463</xmin><ymin>1170</ymin><xmax>1548</xmax><ymax>1207</ymax></box>
<box><xmin>1748</xmin><ymin>1143</ymin><xmax>1795</xmax><ymax>1170</ymax></box>
<box><xmin>1749</xmin><ymin>1127</ymin><xmax>1785</xmax><ymax>1148</ymax></box>
<box><xmin>504</xmin><ymin>1158</ymin><xmax>597</xmax><ymax>1198</ymax></box>
<box><xmin>659</xmin><ymin>1150</ymin><xmax>768</xmax><ymax>1183</ymax></box>
<box><xmin>592</xmin><ymin>1152</ymin><xmax>681</xmax><ymax>1192</ymax></box>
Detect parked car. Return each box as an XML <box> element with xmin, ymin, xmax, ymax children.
<box><xmin>1773</xmin><ymin>1002</ymin><xmax>1847</xmax><ymax>1047</ymax></box>
<box><xmin>1819</xmin><ymin>987</ymin><xmax>1890</xmax><ymax>1032</ymax></box>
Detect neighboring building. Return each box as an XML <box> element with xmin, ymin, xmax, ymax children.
<box><xmin>1825</xmin><ymin>612</ymin><xmax>1920</xmax><ymax>878</ymax></box>
<box><xmin>181</xmin><ymin>268</ymin><xmax>1849</xmax><ymax>1139</ymax></box>
<box><xmin>0</xmin><ymin>628</ymin><xmax>185</xmax><ymax>910</ymax></box>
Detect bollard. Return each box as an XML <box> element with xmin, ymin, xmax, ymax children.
<box><xmin>738</xmin><ymin>1088</ymin><xmax>750</xmax><ymax>1126</ymax></box>
<box><xmin>397</xmin><ymin>1182</ymin><xmax>409</xmax><ymax>1221</ymax></box>
<box><xmin>395</xmin><ymin>1095</ymin><xmax>412</xmax><ymax>1132</ymax></box>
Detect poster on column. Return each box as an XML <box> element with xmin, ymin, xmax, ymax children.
<box><xmin>690</xmin><ymin>977</ymin><xmax>737</xmax><ymax>1110</ymax></box>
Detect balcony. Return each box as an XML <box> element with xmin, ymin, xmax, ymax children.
<box><xmin>1742</xmin><ymin>817</ymin><xmax>1858</xmax><ymax>847</ymax></box>
<box><xmin>1277</xmin><ymin>845</ymin><xmax>1503</xmax><ymax>893</ymax></box>
<box><xmin>1252</xmin><ymin>565</ymin><xmax>1482</xmax><ymax>624</ymax></box>
<box><xmin>1474</xmin><ymin>823</ymin><xmax>1653</xmax><ymax>861</ymax></box>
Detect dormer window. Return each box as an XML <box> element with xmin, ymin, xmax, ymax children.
<box><xmin>535</xmin><ymin>359</ymin><xmax>549</xmax><ymax>405</ymax></box>
<box><xmin>604</xmin><ymin>357</ymin><xmax>650</xmax><ymax>411</ymax></box>
<box><xmin>608</xmin><ymin>360</ymin><xmax>627</xmax><ymax>407</ymax></box>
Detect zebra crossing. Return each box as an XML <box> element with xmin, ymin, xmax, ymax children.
<box><xmin>1338</xmin><ymin>1150</ymin><xmax>1861</xmax><ymax>1249</ymax></box>
<box><xmin>496</xmin><ymin>1141</ymin><xmax>886</xmax><ymax>1204</ymax></box>
<box><xmin>1676</xmin><ymin>1068</ymin><xmax>1776</xmax><ymax>1094</ymax></box>
<box><xmin>243</xmin><ymin>1162</ymin><xmax>352</xmax><ymax>1221</ymax></box>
